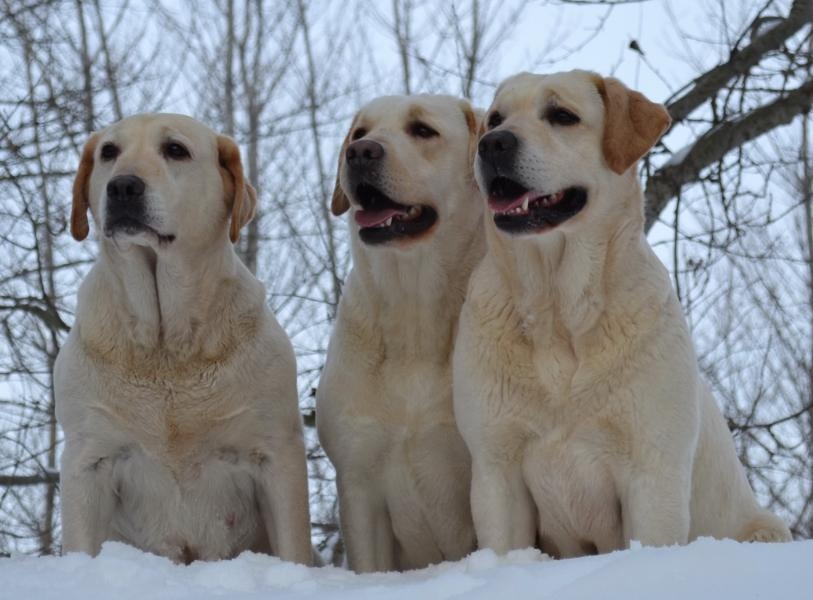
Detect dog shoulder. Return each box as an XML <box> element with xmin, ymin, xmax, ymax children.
<box><xmin>53</xmin><ymin>329</ymin><xmax>92</xmax><ymax>433</ymax></box>
<box><xmin>246</xmin><ymin>308</ymin><xmax>297</xmax><ymax>385</ymax></box>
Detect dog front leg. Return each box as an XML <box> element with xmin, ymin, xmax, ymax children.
<box><xmin>60</xmin><ymin>441</ymin><xmax>116</xmax><ymax>555</ymax></box>
<box><xmin>470</xmin><ymin>457</ymin><xmax>536</xmax><ymax>554</ymax></box>
<box><xmin>337</xmin><ymin>477</ymin><xmax>395</xmax><ymax>573</ymax></box>
<box><xmin>254</xmin><ymin>435</ymin><xmax>313</xmax><ymax>565</ymax></box>
<box><xmin>622</xmin><ymin>462</ymin><xmax>692</xmax><ymax>547</ymax></box>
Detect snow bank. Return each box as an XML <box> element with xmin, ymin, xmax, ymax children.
<box><xmin>2</xmin><ymin>538</ymin><xmax>810</xmax><ymax>599</ymax></box>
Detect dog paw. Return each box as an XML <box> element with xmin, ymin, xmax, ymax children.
<box><xmin>746</xmin><ymin>527</ymin><xmax>791</xmax><ymax>543</ymax></box>
<box><xmin>741</xmin><ymin>515</ymin><xmax>792</xmax><ymax>543</ymax></box>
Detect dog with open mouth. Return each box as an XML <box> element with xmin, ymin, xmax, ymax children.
<box><xmin>453</xmin><ymin>70</ymin><xmax>790</xmax><ymax>559</ymax></box>
<box><xmin>56</xmin><ymin>114</ymin><xmax>312</xmax><ymax>565</ymax></box>
<box><xmin>317</xmin><ymin>94</ymin><xmax>484</xmax><ymax>572</ymax></box>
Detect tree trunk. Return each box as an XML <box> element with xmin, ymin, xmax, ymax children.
<box><xmin>21</xmin><ymin>31</ymin><xmax>60</xmax><ymax>557</ymax></box>
<box><xmin>393</xmin><ymin>0</ymin><xmax>412</xmax><ymax>94</ymax></box>
<box><xmin>75</xmin><ymin>0</ymin><xmax>95</xmax><ymax>133</ymax></box>
<box><xmin>297</xmin><ymin>0</ymin><xmax>342</xmax><ymax>312</ymax></box>
<box><xmin>801</xmin><ymin>84</ymin><xmax>813</xmax><ymax>540</ymax></box>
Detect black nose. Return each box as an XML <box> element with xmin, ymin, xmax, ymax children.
<box><xmin>346</xmin><ymin>140</ymin><xmax>385</xmax><ymax>167</ymax></box>
<box><xmin>478</xmin><ymin>130</ymin><xmax>519</xmax><ymax>167</ymax></box>
<box><xmin>107</xmin><ymin>175</ymin><xmax>145</xmax><ymax>202</ymax></box>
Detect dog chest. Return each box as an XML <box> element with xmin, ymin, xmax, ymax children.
<box><xmin>92</xmin><ymin>363</ymin><xmax>259</xmax><ymax>446</ymax></box>
<box><xmin>328</xmin><ymin>352</ymin><xmax>451</xmax><ymax>419</ymax></box>
<box><xmin>328</xmin><ymin>360</ymin><xmax>455</xmax><ymax>454</ymax></box>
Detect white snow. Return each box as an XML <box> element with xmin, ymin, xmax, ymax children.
<box><xmin>2</xmin><ymin>538</ymin><xmax>811</xmax><ymax>599</ymax></box>
<box><xmin>661</xmin><ymin>141</ymin><xmax>693</xmax><ymax>168</ymax></box>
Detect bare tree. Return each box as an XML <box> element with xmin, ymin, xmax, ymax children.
<box><xmin>645</xmin><ymin>0</ymin><xmax>813</xmax><ymax>230</ymax></box>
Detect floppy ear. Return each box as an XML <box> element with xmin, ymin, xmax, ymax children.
<box><xmin>330</xmin><ymin>172</ymin><xmax>350</xmax><ymax>216</ymax></box>
<box><xmin>217</xmin><ymin>135</ymin><xmax>257</xmax><ymax>243</ymax></box>
<box><xmin>460</xmin><ymin>100</ymin><xmax>483</xmax><ymax>174</ymax></box>
<box><xmin>71</xmin><ymin>132</ymin><xmax>101</xmax><ymax>241</ymax></box>
<box><xmin>595</xmin><ymin>77</ymin><xmax>671</xmax><ymax>174</ymax></box>
<box><xmin>331</xmin><ymin>117</ymin><xmax>358</xmax><ymax>217</ymax></box>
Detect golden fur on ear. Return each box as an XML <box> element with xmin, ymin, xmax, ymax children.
<box><xmin>595</xmin><ymin>76</ymin><xmax>671</xmax><ymax>175</ymax></box>
<box><xmin>330</xmin><ymin>175</ymin><xmax>350</xmax><ymax>217</ymax></box>
<box><xmin>217</xmin><ymin>135</ymin><xmax>257</xmax><ymax>243</ymax></box>
<box><xmin>460</xmin><ymin>100</ymin><xmax>483</xmax><ymax>173</ymax></box>
<box><xmin>331</xmin><ymin>116</ymin><xmax>359</xmax><ymax>217</ymax></box>
<box><xmin>71</xmin><ymin>132</ymin><xmax>101</xmax><ymax>241</ymax></box>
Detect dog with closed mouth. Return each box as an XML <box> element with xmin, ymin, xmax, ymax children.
<box><xmin>453</xmin><ymin>70</ymin><xmax>791</xmax><ymax>559</ymax></box>
<box><xmin>56</xmin><ymin>113</ymin><xmax>312</xmax><ymax>564</ymax></box>
<box><xmin>317</xmin><ymin>94</ymin><xmax>484</xmax><ymax>572</ymax></box>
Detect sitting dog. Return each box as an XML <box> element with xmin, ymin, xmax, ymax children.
<box><xmin>317</xmin><ymin>95</ymin><xmax>484</xmax><ymax>572</ymax></box>
<box><xmin>56</xmin><ymin>113</ymin><xmax>312</xmax><ymax>564</ymax></box>
<box><xmin>453</xmin><ymin>71</ymin><xmax>791</xmax><ymax>559</ymax></box>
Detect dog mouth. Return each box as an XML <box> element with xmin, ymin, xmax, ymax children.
<box><xmin>487</xmin><ymin>176</ymin><xmax>587</xmax><ymax>234</ymax></box>
<box><xmin>104</xmin><ymin>216</ymin><xmax>176</xmax><ymax>245</ymax></box>
<box><xmin>353</xmin><ymin>183</ymin><xmax>437</xmax><ymax>245</ymax></box>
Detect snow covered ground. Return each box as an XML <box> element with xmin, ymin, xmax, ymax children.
<box><xmin>2</xmin><ymin>538</ymin><xmax>810</xmax><ymax>599</ymax></box>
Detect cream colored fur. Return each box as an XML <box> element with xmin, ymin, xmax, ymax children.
<box><xmin>453</xmin><ymin>71</ymin><xmax>791</xmax><ymax>559</ymax></box>
<box><xmin>56</xmin><ymin>114</ymin><xmax>312</xmax><ymax>564</ymax></box>
<box><xmin>317</xmin><ymin>95</ymin><xmax>484</xmax><ymax>572</ymax></box>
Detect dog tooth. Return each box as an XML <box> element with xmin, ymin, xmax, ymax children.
<box><xmin>385</xmin><ymin>217</ymin><xmax>393</xmax><ymax>227</ymax></box>
<box><xmin>522</xmin><ymin>196</ymin><xmax>530</xmax><ymax>212</ymax></box>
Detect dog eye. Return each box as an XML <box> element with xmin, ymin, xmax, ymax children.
<box><xmin>487</xmin><ymin>112</ymin><xmax>503</xmax><ymax>129</ymax></box>
<box><xmin>100</xmin><ymin>143</ymin><xmax>120</xmax><ymax>161</ymax></box>
<box><xmin>164</xmin><ymin>142</ymin><xmax>191</xmax><ymax>160</ymax></box>
<box><xmin>408</xmin><ymin>122</ymin><xmax>439</xmax><ymax>139</ymax></box>
<box><xmin>351</xmin><ymin>128</ymin><xmax>367</xmax><ymax>141</ymax></box>
<box><xmin>547</xmin><ymin>108</ymin><xmax>580</xmax><ymax>126</ymax></box>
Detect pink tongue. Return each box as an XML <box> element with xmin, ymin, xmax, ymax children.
<box><xmin>488</xmin><ymin>191</ymin><xmax>533</xmax><ymax>213</ymax></box>
<box><xmin>355</xmin><ymin>207</ymin><xmax>405</xmax><ymax>228</ymax></box>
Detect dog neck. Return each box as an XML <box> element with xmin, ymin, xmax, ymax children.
<box><xmin>77</xmin><ymin>237</ymin><xmax>263</xmax><ymax>366</ymax></box>
<box><xmin>486</xmin><ymin>177</ymin><xmax>655</xmax><ymax>340</ymax></box>
<box><xmin>345</xmin><ymin>219</ymin><xmax>485</xmax><ymax>359</ymax></box>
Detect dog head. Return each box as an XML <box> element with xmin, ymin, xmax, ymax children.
<box><xmin>476</xmin><ymin>70</ymin><xmax>670</xmax><ymax>237</ymax></box>
<box><xmin>331</xmin><ymin>94</ymin><xmax>481</xmax><ymax>248</ymax></box>
<box><xmin>71</xmin><ymin>113</ymin><xmax>256</xmax><ymax>249</ymax></box>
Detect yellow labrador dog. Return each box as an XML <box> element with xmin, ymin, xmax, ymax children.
<box><xmin>453</xmin><ymin>71</ymin><xmax>791</xmax><ymax>559</ymax></box>
<box><xmin>56</xmin><ymin>114</ymin><xmax>312</xmax><ymax>565</ymax></box>
<box><xmin>317</xmin><ymin>95</ymin><xmax>483</xmax><ymax>572</ymax></box>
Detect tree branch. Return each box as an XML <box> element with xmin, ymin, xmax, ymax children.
<box><xmin>0</xmin><ymin>472</ymin><xmax>59</xmax><ymax>487</ymax></box>
<box><xmin>665</xmin><ymin>0</ymin><xmax>813</xmax><ymax>125</ymax></box>
<box><xmin>0</xmin><ymin>300</ymin><xmax>70</xmax><ymax>332</ymax></box>
<box><xmin>645</xmin><ymin>79</ymin><xmax>813</xmax><ymax>231</ymax></box>
<box><xmin>729</xmin><ymin>400</ymin><xmax>813</xmax><ymax>432</ymax></box>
